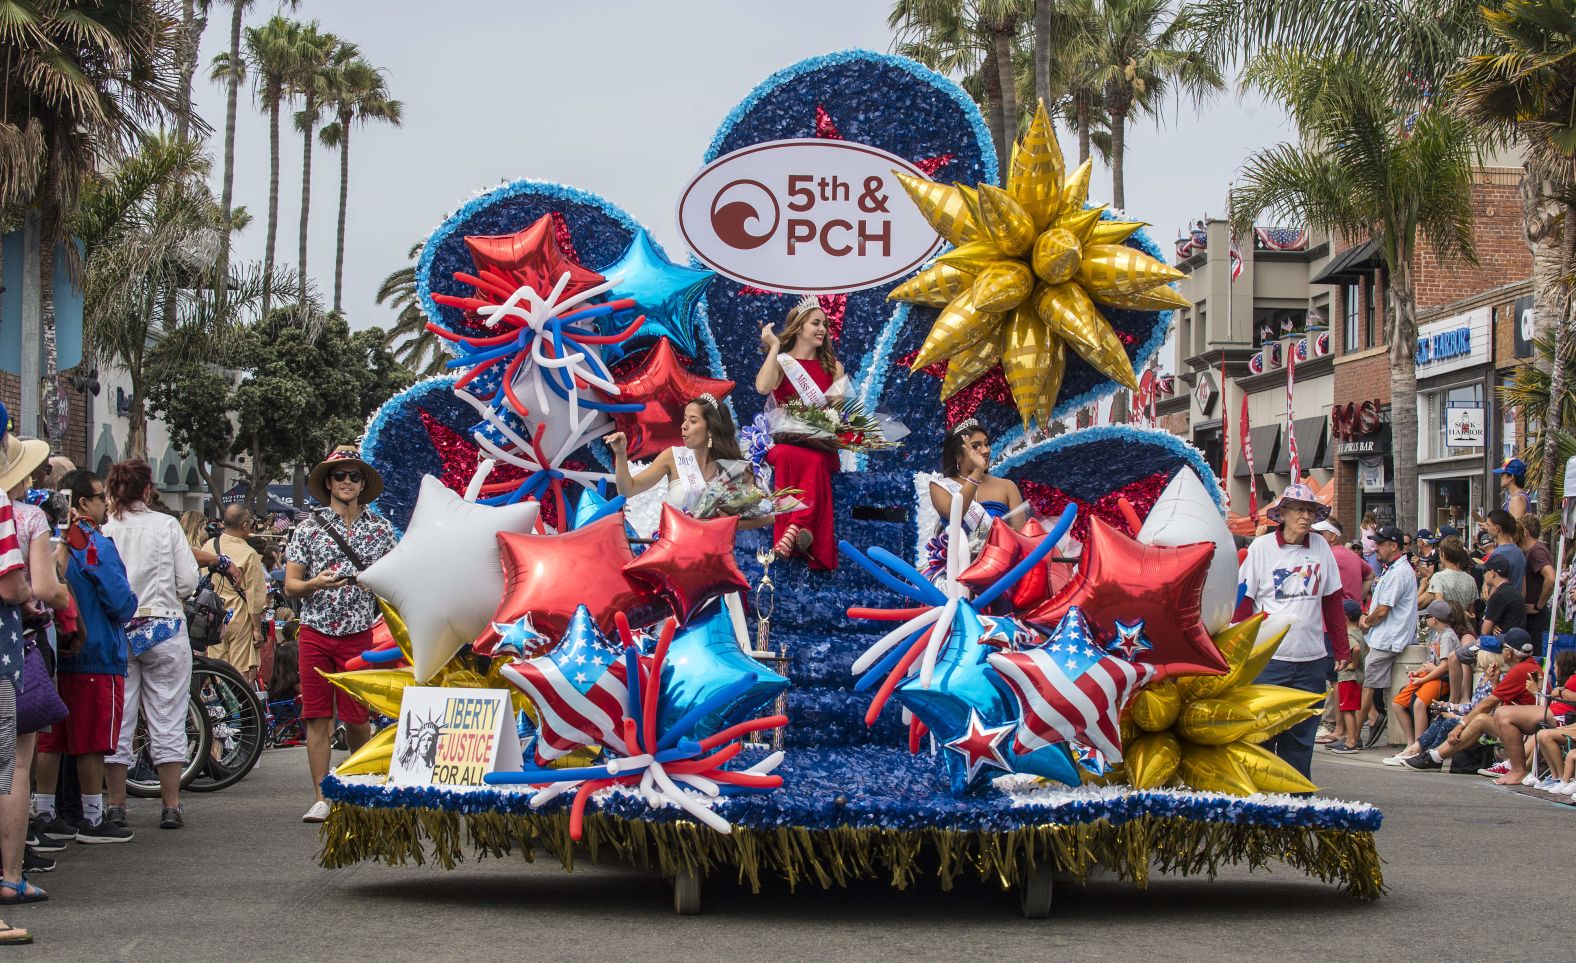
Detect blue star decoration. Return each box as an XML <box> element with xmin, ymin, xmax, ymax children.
<box><xmin>655</xmin><ymin>598</ymin><xmax>788</xmax><ymax>741</ymax></box>
<box><xmin>1105</xmin><ymin>619</ymin><xmax>1153</xmax><ymax>660</ymax></box>
<box><xmin>1072</xmin><ymin>744</ymin><xmax>1112</xmax><ymax>778</ymax></box>
<box><xmin>989</xmin><ymin>606</ymin><xmax>1157</xmax><ymax>765</ymax></box>
<box><xmin>945</xmin><ymin>708</ymin><xmax>1015</xmax><ymax>785</ymax></box>
<box><xmin>602</xmin><ymin>228</ymin><xmax>714</xmax><ymax>360</ymax></box>
<box><xmin>895</xmin><ymin>602</ymin><xmax>1082</xmax><ymax>796</ymax></box>
<box><xmin>491</xmin><ymin>614</ymin><xmax>549</xmax><ymax>659</ymax></box>
<box><xmin>979</xmin><ymin>614</ymin><xmax>1042</xmax><ymax>650</ymax></box>
<box><xmin>549</xmin><ymin>604</ymin><xmax>620</xmax><ymax>688</ymax></box>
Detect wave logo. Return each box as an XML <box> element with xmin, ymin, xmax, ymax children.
<box><xmin>709</xmin><ymin>179</ymin><xmax>778</xmax><ymax>250</ymax></box>
<box><xmin>677</xmin><ymin>138</ymin><xmax>942</xmax><ymax>294</ymax></box>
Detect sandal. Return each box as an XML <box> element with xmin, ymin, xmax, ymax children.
<box><xmin>0</xmin><ymin>878</ymin><xmax>46</xmax><ymax>904</ymax></box>
<box><xmin>0</xmin><ymin>921</ymin><xmax>29</xmax><ymax>945</ymax></box>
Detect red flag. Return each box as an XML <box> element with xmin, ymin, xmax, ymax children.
<box><xmin>1241</xmin><ymin>392</ymin><xmax>1258</xmax><ymax>517</ymax></box>
<box><xmin>1286</xmin><ymin>344</ymin><xmax>1301</xmax><ymax>480</ymax></box>
<box><xmin>1219</xmin><ymin>355</ymin><xmax>1230</xmax><ymax>510</ymax></box>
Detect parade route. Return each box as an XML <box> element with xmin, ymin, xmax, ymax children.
<box><xmin>10</xmin><ymin>746</ymin><xmax>1561</xmax><ymax>962</ymax></box>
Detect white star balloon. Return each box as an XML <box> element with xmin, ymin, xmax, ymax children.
<box><xmin>358</xmin><ymin>475</ymin><xmax>540</xmax><ymax>682</ymax></box>
<box><xmin>1137</xmin><ymin>468</ymin><xmax>1238</xmax><ymax>634</ymax></box>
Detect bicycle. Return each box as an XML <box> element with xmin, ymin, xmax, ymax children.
<box><xmin>125</xmin><ymin>653</ymin><xmax>266</xmax><ymax>797</ymax></box>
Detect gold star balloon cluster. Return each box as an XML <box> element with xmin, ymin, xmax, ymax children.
<box><xmin>889</xmin><ymin>102</ymin><xmax>1188</xmax><ymax>427</ymax></box>
<box><xmin>1120</xmin><ymin>614</ymin><xmax>1324</xmax><ymax>796</ymax></box>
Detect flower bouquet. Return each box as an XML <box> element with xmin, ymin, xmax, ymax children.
<box><xmin>765</xmin><ymin>398</ymin><xmax>905</xmax><ymax>454</ymax></box>
<box><xmin>693</xmin><ymin>471</ymin><xmax>805</xmax><ymax>521</ymax></box>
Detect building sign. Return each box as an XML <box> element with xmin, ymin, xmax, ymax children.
<box><xmin>1331</xmin><ymin>399</ymin><xmax>1386</xmax><ymax>457</ymax></box>
<box><xmin>1414</xmin><ymin>306</ymin><xmax>1491</xmax><ymax>376</ymax></box>
<box><xmin>1513</xmin><ymin>295</ymin><xmax>1535</xmax><ymax>359</ymax></box>
<box><xmin>1446</xmin><ymin>404</ymin><xmax>1484</xmax><ymax>447</ymax></box>
<box><xmin>1193</xmin><ymin>370</ymin><xmax>1218</xmax><ymax>416</ymax></box>
<box><xmin>388</xmin><ymin>687</ymin><xmax>522</xmax><ymax>787</ymax></box>
<box><xmin>677</xmin><ymin>139</ymin><xmax>943</xmax><ymax>293</ymax></box>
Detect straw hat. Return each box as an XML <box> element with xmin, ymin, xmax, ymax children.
<box><xmin>306</xmin><ymin>445</ymin><xmax>383</xmax><ymax>505</ymax></box>
<box><xmin>0</xmin><ymin>436</ymin><xmax>51</xmax><ymax>496</ymax></box>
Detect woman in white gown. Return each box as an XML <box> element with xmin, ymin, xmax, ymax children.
<box><xmin>603</xmin><ymin>395</ymin><xmax>772</xmax><ymax>529</ymax></box>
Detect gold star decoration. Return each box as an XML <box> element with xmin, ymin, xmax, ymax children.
<box><xmin>889</xmin><ymin>101</ymin><xmax>1188</xmax><ymax>428</ymax></box>
<box><xmin>1118</xmin><ymin>613</ymin><xmax>1324</xmax><ymax>796</ymax></box>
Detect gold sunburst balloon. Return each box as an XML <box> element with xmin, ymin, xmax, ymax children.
<box><xmin>1119</xmin><ymin>613</ymin><xmax>1323</xmax><ymax>796</ymax></box>
<box><xmin>322</xmin><ymin>600</ymin><xmax>568</xmax><ymax>779</ymax></box>
<box><xmin>889</xmin><ymin>100</ymin><xmax>1188</xmax><ymax>427</ymax></box>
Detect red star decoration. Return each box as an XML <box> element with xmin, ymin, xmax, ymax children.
<box><xmin>622</xmin><ymin>504</ymin><xmax>750</xmax><ymax>625</ymax></box>
<box><xmin>418</xmin><ymin>409</ymin><xmax>528</xmax><ymax>496</ymax></box>
<box><xmin>477</xmin><ymin>516</ymin><xmax>668</xmax><ymax>655</ymax></box>
<box><xmin>1023</xmin><ymin>517</ymin><xmax>1224</xmax><ymax>676</ymax></box>
<box><xmin>602</xmin><ymin>337</ymin><xmax>735</xmax><ymax>461</ymax></box>
<box><xmin>736</xmin><ymin>105</ymin><xmax>953</xmax><ymax>344</ymax></box>
<box><xmin>957</xmin><ymin>518</ymin><xmax>1057</xmax><ymax>611</ymax></box>
<box><xmin>944</xmin><ymin>708</ymin><xmax>1015</xmax><ymax>783</ymax></box>
<box><xmin>432</xmin><ymin>214</ymin><xmax>606</xmax><ymax>331</ymax></box>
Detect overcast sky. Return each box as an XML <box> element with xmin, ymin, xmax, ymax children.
<box><xmin>190</xmin><ymin>0</ymin><xmax>1293</xmax><ymax>336</ymax></box>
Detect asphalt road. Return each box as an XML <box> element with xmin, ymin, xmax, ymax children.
<box><xmin>7</xmin><ymin>746</ymin><xmax>1569</xmax><ymax>962</ymax></box>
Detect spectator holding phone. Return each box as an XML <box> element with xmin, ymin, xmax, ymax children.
<box><xmin>284</xmin><ymin>446</ymin><xmax>396</xmax><ymax>824</ymax></box>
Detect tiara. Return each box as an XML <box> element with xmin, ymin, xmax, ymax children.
<box><xmin>792</xmin><ymin>294</ymin><xmax>820</xmax><ymax>315</ymax></box>
<box><xmin>695</xmin><ymin>392</ymin><xmax>718</xmax><ymax>409</ymax></box>
<box><xmin>951</xmin><ymin>418</ymin><xmax>982</xmax><ymax>436</ymax></box>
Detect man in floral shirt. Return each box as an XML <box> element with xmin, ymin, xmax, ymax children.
<box><xmin>285</xmin><ymin>445</ymin><xmax>397</xmax><ymax>823</ymax></box>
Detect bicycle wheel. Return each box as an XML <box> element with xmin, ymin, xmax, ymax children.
<box><xmin>188</xmin><ymin>660</ymin><xmax>266</xmax><ymax>792</ymax></box>
<box><xmin>125</xmin><ymin>697</ymin><xmax>213</xmax><ymax>798</ymax></box>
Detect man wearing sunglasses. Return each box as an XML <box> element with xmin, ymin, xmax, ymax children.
<box><xmin>285</xmin><ymin>445</ymin><xmax>396</xmax><ymax>824</ymax></box>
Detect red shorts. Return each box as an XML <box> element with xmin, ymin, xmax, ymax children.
<box><xmin>37</xmin><ymin>672</ymin><xmax>124</xmax><ymax>756</ymax></box>
<box><xmin>1337</xmin><ymin>680</ymin><xmax>1361</xmax><ymax>714</ymax></box>
<box><xmin>299</xmin><ymin>625</ymin><xmax>372</xmax><ymax>723</ymax></box>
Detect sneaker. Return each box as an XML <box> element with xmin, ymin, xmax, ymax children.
<box><xmin>105</xmin><ymin>806</ymin><xmax>127</xmax><ymax>829</ymax></box>
<box><xmin>22</xmin><ymin>847</ymin><xmax>55</xmax><ymax>873</ymax></box>
<box><xmin>1479</xmin><ymin>760</ymin><xmax>1511</xmax><ymax>777</ymax></box>
<box><xmin>302</xmin><ymin>800</ymin><xmax>330</xmax><ymax>824</ymax></box>
<box><xmin>26</xmin><ymin>817</ymin><xmax>65</xmax><ymax>853</ymax></box>
<box><xmin>76</xmin><ymin>818</ymin><xmax>134</xmax><ymax>844</ymax></box>
<box><xmin>1382</xmin><ymin>754</ymin><xmax>1409</xmax><ymax>766</ymax></box>
<box><xmin>1404</xmin><ymin>753</ymin><xmax>1443</xmax><ymax>771</ymax></box>
<box><xmin>158</xmin><ymin>807</ymin><xmax>183</xmax><ymax>830</ymax></box>
<box><xmin>1521</xmin><ymin>772</ymin><xmax>1539</xmax><ymax>787</ymax></box>
<box><xmin>1328</xmin><ymin>743</ymin><xmax>1360</xmax><ymax>755</ymax></box>
<box><xmin>36</xmin><ymin>815</ymin><xmax>77</xmax><ymax>843</ymax></box>
<box><xmin>1564</xmin><ymin>781</ymin><xmax>1576</xmax><ymax>797</ymax></box>
<box><xmin>1535</xmin><ymin>777</ymin><xmax>1563</xmax><ymax>792</ymax></box>
<box><xmin>1363</xmin><ymin>716</ymin><xmax>1388</xmax><ymax>749</ymax></box>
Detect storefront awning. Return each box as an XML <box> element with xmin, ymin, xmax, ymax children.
<box><xmin>1235</xmin><ymin>425</ymin><xmax>1280</xmax><ymax>478</ymax></box>
<box><xmin>1310</xmin><ymin>239</ymin><xmax>1382</xmax><ymax>285</ymax></box>
<box><xmin>1271</xmin><ymin>417</ymin><xmax>1331</xmax><ymax>473</ymax></box>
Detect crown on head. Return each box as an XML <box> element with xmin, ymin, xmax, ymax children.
<box><xmin>694</xmin><ymin>392</ymin><xmax>719</xmax><ymax>410</ymax></box>
<box><xmin>792</xmin><ymin>294</ymin><xmax>821</xmax><ymax>315</ymax></box>
<box><xmin>951</xmin><ymin>417</ymin><xmax>982</xmax><ymax>436</ymax></box>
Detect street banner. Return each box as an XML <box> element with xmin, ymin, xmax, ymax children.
<box><xmin>1240</xmin><ymin>393</ymin><xmax>1257</xmax><ymax>517</ymax></box>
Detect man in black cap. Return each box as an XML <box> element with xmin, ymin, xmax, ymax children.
<box><xmin>1357</xmin><ymin>526</ymin><xmax>1416</xmax><ymax>747</ymax></box>
<box><xmin>1481</xmin><ymin>553</ymin><xmax>1527</xmax><ymax>637</ymax></box>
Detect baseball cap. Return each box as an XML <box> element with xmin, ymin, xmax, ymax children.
<box><xmin>1422</xmin><ymin>599</ymin><xmax>1453</xmax><ymax>621</ymax></box>
<box><xmin>1373</xmin><ymin>525</ymin><xmax>1405</xmax><ymax>545</ymax></box>
<box><xmin>1503</xmin><ymin>627</ymin><xmax>1533</xmax><ymax>655</ymax></box>
<box><xmin>1416</xmin><ymin>528</ymin><xmax>1435</xmax><ymax>542</ymax></box>
<box><xmin>1485</xmin><ymin>554</ymin><xmax>1513</xmax><ymax>578</ymax></box>
<box><xmin>1493</xmin><ymin>457</ymin><xmax>1527</xmax><ymax>477</ymax></box>
<box><xmin>1438</xmin><ymin>524</ymin><xmax>1460</xmax><ymax>539</ymax></box>
<box><xmin>1477</xmin><ymin>635</ymin><xmax>1503</xmax><ymax>653</ymax></box>
<box><xmin>1476</xmin><ymin>530</ymin><xmax>1495</xmax><ymax>546</ymax></box>
<box><xmin>1311</xmin><ymin>519</ymin><xmax>1342</xmax><ymax>536</ymax></box>
<box><xmin>1342</xmin><ymin>599</ymin><xmax>1362</xmax><ymax>621</ymax></box>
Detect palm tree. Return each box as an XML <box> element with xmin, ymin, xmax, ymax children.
<box><xmin>1449</xmin><ymin>0</ymin><xmax>1576</xmax><ymax>512</ymax></box>
<box><xmin>73</xmin><ymin>134</ymin><xmax>261</xmax><ymax>457</ymax></box>
<box><xmin>0</xmin><ymin>0</ymin><xmax>187</xmax><ymax>440</ymax></box>
<box><xmin>243</xmin><ymin>15</ymin><xmax>313</xmax><ymax>318</ymax></box>
<box><xmin>1230</xmin><ymin>52</ymin><xmax>1478</xmax><ymax>532</ymax></box>
<box><xmin>174</xmin><ymin>0</ymin><xmax>209</xmax><ymax>141</ymax></box>
<box><xmin>288</xmin><ymin>24</ymin><xmax>339</xmax><ymax>306</ymax></box>
<box><xmin>377</xmin><ymin>243</ymin><xmax>446</xmax><ymax>376</ymax></box>
<box><xmin>318</xmin><ymin>50</ymin><xmax>403</xmax><ymax>313</ymax></box>
<box><xmin>1500</xmin><ymin>330</ymin><xmax>1576</xmax><ymax>512</ymax></box>
<box><xmin>1083</xmin><ymin>0</ymin><xmax>1222</xmax><ymax>210</ymax></box>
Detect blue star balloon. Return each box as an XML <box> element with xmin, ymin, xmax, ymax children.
<box><xmin>979</xmin><ymin>614</ymin><xmax>1042</xmax><ymax>651</ymax></box>
<box><xmin>1105</xmin><ymin>618</ymin><xmax>1153</xmax><ymax>660</ymax></box>
<box><xmin>490</xmin><ymin>614</ymin><xmax>549</xmax><ymax>658</ymax></box>
<box><xmin>603</xmin><ymin>229</ymin><xmax>713</xmax><ymax>360</ymax></box>
<box><xmin>498</xmin><ymin>603</ymin><xmax>628</xmax><ymax>763</ymax></box>
<box><xmin>572</xmin><ymin>484</ymin><xmax>631</xmax><ymax>532</ymax></box>
<box><xmin>656</xmin><ymin>599</ymin><xmax>788</xmax><ymax>740</ymax></box>
<box><xmin>895</xmin><ymin>603</ymin><xmax>1081</xmax><ymax>796</ymax></box>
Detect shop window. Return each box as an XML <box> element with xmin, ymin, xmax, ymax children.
<box><xmin>1363</xmin><ymin>277</ymin><xmax>1375</xmax><ymax>349</ymax></box>
<box><xmin>1425</xmin><ymin>382</ymin><xmax>1485</xmax><ymax>461</ymax></box>
<box><xmin>1501</xmin><ymin>404</ymin><xmax>1516</xmax><ymax>462</ymax></box>
<box><xmin>1343</xmin><ymin>283</ymin><xmax>1359</xmax><ymax>353</ymax></box>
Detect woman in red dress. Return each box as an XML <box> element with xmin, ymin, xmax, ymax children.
<box><xmin>755</xmin><ymin>297</ymin><xmax>844</xmax><ymax>570</ymax></box>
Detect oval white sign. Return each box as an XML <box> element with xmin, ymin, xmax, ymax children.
<box><xmin>677</xmin><ymin>139</ymin><xmax>944</xmax><ymax>294</ymax></box>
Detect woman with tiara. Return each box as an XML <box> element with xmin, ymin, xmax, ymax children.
<box><xmin>603</xmin><ymin>395</ymin><xmax>774</xmax><ymax>529</ymax></box>
<box><xmin>922</xmin><ymin>418</ymin><xmax>1026</xmax><ymax>582</ymax></box>
<box><xmin>754</xmin><ymin>296</ymin><xmax>846</xmax><ymax>570</ymax></box>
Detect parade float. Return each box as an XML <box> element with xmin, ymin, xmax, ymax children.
<box><xmin>314</xmin><ymin>50</ymin><xmax>1383</xmax><ymax>916</ymax></box>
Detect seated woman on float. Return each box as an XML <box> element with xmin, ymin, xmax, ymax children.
<box><xmin>923</xmin><ymin>418</ymin><xmax>1025</xmax><ymax>581</ymax></box>
<box><xmin>753</xmin><ymin>296</ymin><xmax>846</xmax><ymax>569</ymax></box>
<box><xmin>603</xmin><ymin>395</ymin><xmax>774</xmax><ymax>530</ymax></box>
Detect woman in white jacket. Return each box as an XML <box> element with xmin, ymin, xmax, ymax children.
<box><xmin>101</xmin><ymin>460</ymin><xmax>200</xmax><ymax>830</ymax></box>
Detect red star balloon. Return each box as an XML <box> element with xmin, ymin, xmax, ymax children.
<box><xmin>622</xmin><ymin>504</ymin><xmax>749</xmax><ymax>625</ymax></box>
<box><xmin>957</xmin><ymin>517</ymin><xmax>1054</xmax><ymax>611</ymax></box>
<box><xmin>602</xmin><ymin>338</ymin><xmax>735</xmax><ymax>460</ymax></box>
<box><xmin>1022</xmin><ymin>517</ymin><xmax>1225</xmax><ymax>676</ymax></box>
<box><xmin>463</xmin><ymin>214</ymin><xmax>605</xmax><ymax>305</ymax></box>
<box><xmin>477</xmin><ymin>515</ymin><xmax>667</xmax><ymax>655</ymax></box>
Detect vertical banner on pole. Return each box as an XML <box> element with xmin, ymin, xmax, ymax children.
<box><xmin>1220</xmin><ymin>355</ymin><xmax>1231</xmax><ymax>511</ymax></box>
<box><xmin>1285</xmin><ymin>346</ymin><xmax>1301</xmax><ymax>481</ymax></box>
<box><xmin>1241</xmin><ymin>393</ymin><xmax>1258</xmax><ymax>518</ymax></box>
